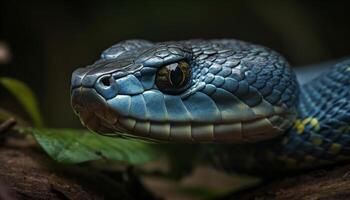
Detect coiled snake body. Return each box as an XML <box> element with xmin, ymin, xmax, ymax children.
<box><xmin>71</xmin><ymin>39</ymin><xmax>350</xmax><ymax>173</ymax></box>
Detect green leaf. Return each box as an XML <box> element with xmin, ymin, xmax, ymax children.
<box><xmin>31</xmin><ymin>128</ymin><xmax>160</xmax><ymax>165</ymax></box>
<box><xmin>0</xmin><ymin>77</ymin><xmax>43</xmax><ymax>127</ymax></box>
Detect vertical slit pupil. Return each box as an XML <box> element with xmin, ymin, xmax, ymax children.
<box><xmin>155</xmin><ymin>61</ymin><xmax>190</xmax><ymax>94</ymax></box>
<box><xmin>169</xmin><ymin>65</ymin><xmax>184</xmax><ymax>87</ymax></box>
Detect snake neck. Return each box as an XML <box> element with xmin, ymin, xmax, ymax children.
<box><xmin>210</xmin><ymin>60</ymin><xmax>350</xmax><ymax>174</ymax></box>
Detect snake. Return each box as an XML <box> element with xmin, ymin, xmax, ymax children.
<box><xmin>70</xmin><ymin>39</ymin><xmax>350</xmax><ymax>173</ymax></box>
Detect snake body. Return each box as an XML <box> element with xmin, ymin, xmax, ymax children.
<box><xmin>71</xmin><ymin>39</ymin><xmax>350</xmax><ymax>173</ymax></box>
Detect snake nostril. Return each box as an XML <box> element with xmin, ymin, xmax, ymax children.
<box><xmin>100</xmin><ymin>76</ymin><xmax>112</xmax><ymax>87</ymax></box>
<box><xmin>95</xmin><ymin>75</ymin><xmax>118</xmax><ymax>98</ymax></box>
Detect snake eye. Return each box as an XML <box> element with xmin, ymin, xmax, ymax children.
<box><xmin>155</xmin><ymin>60</ymin><xmax>191</xmax><ymax>94</ymax></box>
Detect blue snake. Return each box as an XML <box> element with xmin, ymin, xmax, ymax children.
<box><xmin>71</xmin><ymin>39</ymin><xmax>350</xmax><ymax>173</ymax></box>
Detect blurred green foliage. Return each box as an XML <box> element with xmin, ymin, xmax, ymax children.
<box><xmin>0</xmin><ymin>77</ymin><xmax>43</xmax><ymax>127</ymax></box>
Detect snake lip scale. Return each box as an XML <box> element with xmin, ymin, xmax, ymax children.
<box><xmin>71</xmin><ymin>39</ymin><xmax>350</xmax><ymax>172</ymax></box>
<box><xmin>72</xmin><ymin>86</ymin><xmax>292</xmax><ymax>143</ymax></box>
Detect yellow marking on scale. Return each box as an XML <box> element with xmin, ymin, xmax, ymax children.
<box><xmin>294</xmin><ymin>119</ymin><xmax>304</xmax><ymax>134</ymax></box>
<box><xmin>302</xmin><ymin>117</ymin><xmax>312</xmax><ymax>124</ymax></box>
<box><xmin>310</xmin><ymin>118</ymin><xmax>320</xmax><ymax>131</ymax></box>
<box><xmin>293</xmin><ymin>117</ymin><xmax>320</xmax><ymax>134</ymax></box>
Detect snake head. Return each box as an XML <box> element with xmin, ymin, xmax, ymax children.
<box><xmin>71</xmin><ymin>39</ymin><xmax>298</xmax><ymax>143</ymax></box>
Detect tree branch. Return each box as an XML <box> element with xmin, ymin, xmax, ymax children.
<box><xmin>0</xmin><ymin>118</ymin><xmax>16</xmax><ymax>134</ymax></box>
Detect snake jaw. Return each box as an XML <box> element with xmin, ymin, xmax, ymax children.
<box><xmin>71</xmin><ymin>84</ymin><xmax>294</xmax><ymax>143</ymax></box>
<box><xmin>71</xmin><ymin>86</ymin><xmax>147</xmax><ymax>139</ymax></box>
<box><xmin>71</xmin><ymin>87</ymin><xmax>293</xmax><ymax>142</ymax></box>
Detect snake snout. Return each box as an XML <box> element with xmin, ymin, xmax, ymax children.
<box><xmin>71</xmin><ymin>67</ymin><xmax>88</xmax><ymax>89</ymax></box>
<box><xmin>71</xmin><ymin>86</ymin><xmax>118</xmax><ymax>134</ymax></box>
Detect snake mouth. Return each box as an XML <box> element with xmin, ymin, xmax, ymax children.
<box><xmin>71</xmin><ymin>87</ymin><xmax>122</xmax><ymax>134</ymax></box>
<box><xmin>71</xmin><ymin>87</ymin><xmax>151</xmax><ymax>140</ymax></box>
<box><xmin>71</xmin><ymin>87</ymin><xmax>160</xmax><ymax>141</ymax></box>
<box><xmin>72</xmin><ymin>87</ymin><xmax>294</xmax><ymax>143</ymax></box>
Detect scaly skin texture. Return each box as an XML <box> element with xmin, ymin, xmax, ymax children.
<box><xmin>208</xmin><ymin>60</ymin><xmax>350</xmax><ymax>173</ymax></box>
<box><xmin>71</xmin><ymin>39</ymin><xmax>350</xmax><ymax>174</ymax></box>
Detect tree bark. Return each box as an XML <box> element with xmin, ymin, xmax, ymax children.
<box><xmin>0</xmin><ymin>132</ymin><xmax>160</xmax><ymax>200</ymax></box>
<box><xmin>225</xmin><ymin>165</ymin><xmax>350</xmax><ymax>200</ymax></box>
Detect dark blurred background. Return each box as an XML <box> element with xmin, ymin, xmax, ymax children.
<box><xmin>1</xmin><ymin>0</ymin><xmax>349</xmax><ymax>128</ymax></box>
